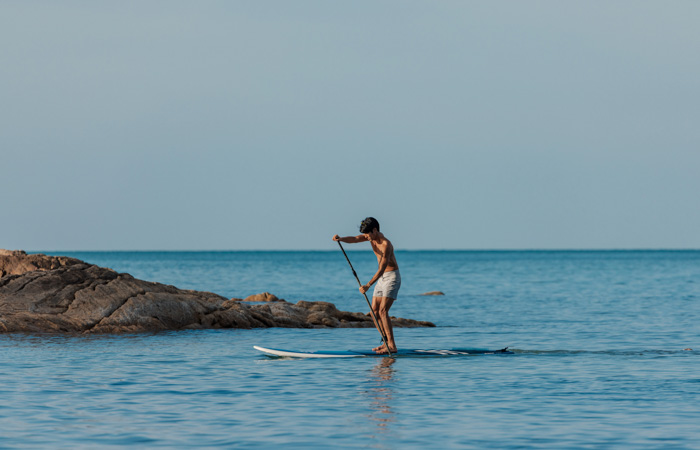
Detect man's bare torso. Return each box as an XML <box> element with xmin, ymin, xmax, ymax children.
<box><xmin>370</xmin><ymin>232</ymin><xmax>399</xmax><ymax>272</ymax></box>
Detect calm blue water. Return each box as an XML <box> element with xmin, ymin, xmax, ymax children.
<box><xmin>2</xmin><ymin>250</ymin><xmax>699</xmax><ymax>448</ymax></box>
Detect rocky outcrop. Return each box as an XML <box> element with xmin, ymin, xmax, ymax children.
<box><xmin>0</xmin><ymin>250</ymin><xmax>435</xmax><ymax>333</ymax></box>
<box><xmin>0</xmin><ymin>250</ymin><xmax>82</xmax><ymax>277</ymax></box>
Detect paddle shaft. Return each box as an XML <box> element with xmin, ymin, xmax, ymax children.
<box><xmin>337</xmin><ymin>241</ymin><xmax>392</xmax><ymax>356</ymax></box>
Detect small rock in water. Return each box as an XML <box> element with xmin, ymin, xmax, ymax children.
<box><xmin>420</xmin><ymin>291</ymin><xmax>445</xmax><ymax>296</ymax></box>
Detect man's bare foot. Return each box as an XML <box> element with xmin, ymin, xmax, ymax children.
<box><xmin>372</xmin><ymin>344</ymin><xmax>397</xmax><ymax>354</ymax></box>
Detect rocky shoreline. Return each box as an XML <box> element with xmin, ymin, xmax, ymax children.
<box><xmin>0</xmin><ymin>250</ymin><xmax>435</xmax><ymax>334</ymax></box>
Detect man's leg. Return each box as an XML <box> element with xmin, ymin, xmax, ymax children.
<box><xmin>371</xmin><ymin>296</ymin><xmax>396</xmax><ymax>354</ymax></box>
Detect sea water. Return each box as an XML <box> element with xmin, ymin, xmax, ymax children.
<box><xmin>1</xmin><ymin>250</ymin><xmax>699</xmax><ymax>448</ymax></box>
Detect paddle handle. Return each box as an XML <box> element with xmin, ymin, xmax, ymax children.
<box><xmin>337</xmin><ymin>241</ymin><xmax>392</xmax><ymax>356</ymax></box>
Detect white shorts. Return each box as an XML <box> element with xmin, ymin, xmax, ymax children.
<box><xmin>373</xmin><ymin>270</ymin><xmax>401</xmax><ymax>300</ymax></box>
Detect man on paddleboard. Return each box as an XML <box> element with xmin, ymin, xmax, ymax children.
<box><xmin>333</xmin><ymin>217</ymin><xmax>401</xmax><ymax>355</ymax></box>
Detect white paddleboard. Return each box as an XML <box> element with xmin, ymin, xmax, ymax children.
<box><xmin>254</xmin><ymin>346</ymin><xmax>512</xmax><ymax>358</ymax></box>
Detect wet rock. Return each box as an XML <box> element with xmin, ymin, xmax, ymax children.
<box><xmin>0</xmin><ymin>250</ymin><xmax>435</xmax><ymax>333</ymax></box>
<box><xmin>420</xmin><ymin>291</ymin><xmax>445</xmax><ymax>296</ymax></box>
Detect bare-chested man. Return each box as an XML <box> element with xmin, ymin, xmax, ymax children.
<box><xmin>333</xmin><ymin>217</ymin><xmax>401</xmax><ymax>354</ymax></box>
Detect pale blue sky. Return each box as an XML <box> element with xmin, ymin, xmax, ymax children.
<box><xmin>1</xmin><ymin>1</ymin><xmax>698</xmax><ymax>250</ymax></box>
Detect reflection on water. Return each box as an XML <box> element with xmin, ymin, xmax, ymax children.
<box><xmin>364</xmin><ymin>358</ymin><xmax>396</xmax><ymax>436</ymax></box>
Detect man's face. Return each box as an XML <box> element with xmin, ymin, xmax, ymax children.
<box><xmin>364</xmin><ymin>230</ymin><xmax>378</xmax><ymax>241</ymax></box>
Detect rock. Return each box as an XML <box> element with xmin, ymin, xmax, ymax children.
<box><xmin>243</xmin><ymin>292</ymin><xmax>283</xmax><ymax>302</ymax></box>
<box><xmin>0</xmin><ymin>250</ymin><xmax>83</xmax><ymax>278</ymax></box>
<box><xmin>0</xmin><ymin>250</ymin><xmax>435</xmax><ymax>333</ymax></box>
<box><xmin>420</xmin><ymin>291</ymin><xmax>445</xmax><ymax>296</ymax></box>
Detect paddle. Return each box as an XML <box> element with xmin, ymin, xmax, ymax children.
<box><xmin>337</xmin><ymin>241</ymin><xmax>393</xmax><ymax>357</ymax></box>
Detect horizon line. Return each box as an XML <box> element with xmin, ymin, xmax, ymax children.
<box><xmin>26</xmin><ymin>248</ymin><xmax>700</xmax><ymax>253</ymax></box>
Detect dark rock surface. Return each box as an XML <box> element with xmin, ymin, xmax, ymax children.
<box><xmin>420</xmin><ymin>291</ymin><xmax>445</xmax><ymax>296</ymax></box>
<box><xmin>0</xmin><ymin>250</ymin><xmax>435</xmax><ymax>333</ymax></box>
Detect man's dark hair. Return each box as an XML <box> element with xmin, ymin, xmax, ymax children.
<box><xmin>359</xmin><ymin>217</ymin><xmax>380</xmax><ymax>233</ymax></box>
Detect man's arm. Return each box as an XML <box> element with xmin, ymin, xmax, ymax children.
<box><xmin>362</xmin><ymin>257</ymin><xmax>388</xmax><ymax>293</ymax></box>
<box><xmin>333</xmin><ymin>234</ymin><xmax>368</xmax><ymax>244</ymax></box>
<box><xmin>360</xmin><ymin>241</ymin><xmax>393</xmax><ymax>294</ymax></box>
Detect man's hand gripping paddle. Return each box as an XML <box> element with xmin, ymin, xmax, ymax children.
<box><xmin>337</xmin><ymin>241</ymin><xmax>393</xmax><ymax>357</ymax></box>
